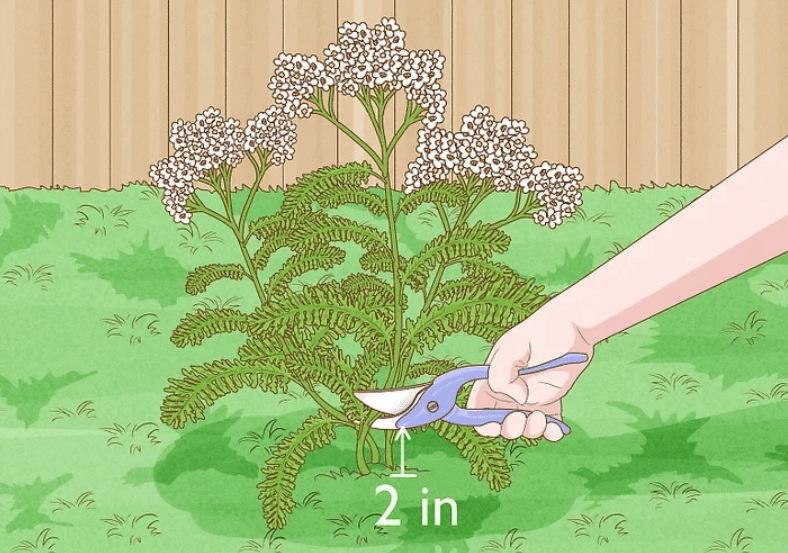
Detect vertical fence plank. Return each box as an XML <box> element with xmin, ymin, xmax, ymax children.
<box><xmin>53</xmin><ymin>0</ymin><xmax>110</xmax><ymax>190</ymax></box>
<box><xmin>392</xmin><ymin>0</ymin><xmax>452</xmax><ymax>190</ymax></box>
<box><xmin>227</xmin><ymin>0</ymin><xmax>284</xmax><ymax>191</ymax></box>
<box><xmin>110</xmin><ymin>0</ymin><xmax>168</xmax><ymax>190</ymax></box>
<box><xmin>682</xmin><ymin>0</ymin><xmax>738</xmax><ymax>188</ymax></box>
<box><xmin>169</xmin><ymin>0</ymin><xmax>225</xmax><ymax>191</ymax></box>
<box><xmin>739</xmin><ymin>0</ymin><xmax>788</xmax><ymax>165</ymax></box>
<box><xmin>569</xmin><ymin>0</ymin><xmax>626</xmax><ymax>189</ymax></box>
<box><xmin>284</xmin><ymin>0</ymin><xmax>338</xmax><ymax>186</ymax></box>
<box><xmin>337</xmin><ymin>0</ymin><xmax>395</xmax><ymax>175</ymax></box>
<box><xmin>626</xmin><ymin>0</ymin><xmax>680</xmax><ymax>189</ymax></box>
<box><xmin>452</xmin><ymin>0</ymin><xmax>512</xmax><ymax>130</ymax></box>
<box><xmin>0</xmin><ymin>0</ymin><xmax>52</xmax><ymax>189</ymax></box>
<box><xmin>512</xmin><ymin>0</ymin><xmax>569</xmax><ymax>169</ymax></box>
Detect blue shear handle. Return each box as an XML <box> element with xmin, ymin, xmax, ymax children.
<box><xmin>440</xmin><ymin>352</ymin><xmax>588</xmax><ymax>435</ymax></box>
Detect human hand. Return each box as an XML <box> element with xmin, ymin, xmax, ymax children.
<box><xmin>467</xmin><ymin>303</ymin><xmax>594</xmax><ymax>441</ymax></box>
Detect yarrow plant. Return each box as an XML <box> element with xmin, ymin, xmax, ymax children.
<box><xmin>157</xmin><ymin>17</ymin><xmax>584</xmax><ymax>531</ymax></box>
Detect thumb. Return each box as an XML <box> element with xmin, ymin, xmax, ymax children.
<box><xmin>486</xmin><ymin>343</ymin><xmax>529</xmax><ymax>405</ymax></box>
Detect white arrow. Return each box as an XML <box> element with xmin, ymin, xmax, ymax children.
<box><xmin>390</xmin><ymin>427</ymin><xmax>416</xmax><ymax>478</ymax></box>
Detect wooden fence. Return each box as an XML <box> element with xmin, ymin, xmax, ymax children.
<box><xmin>1</xmin><ymin>0</ymin><xmax>787</xmax><ymax>192</ymax></box>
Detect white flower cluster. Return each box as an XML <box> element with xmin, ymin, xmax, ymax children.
<box><xmin>269</xmin><ymin>17</ymin><xmax>447</xmax><ymax>129</ymax></box>
<box><xmin>244</xmin><ymin>104</ymin><xmax>298</xmax><ymax>166</ymax></box>
<box><xmin>149</xmin><ymin>106</ymin><xmax>297</xmax><ymax>224</ymax></box>
<box><xmin>403</xmin><ymin>105</ymin><xmax>583</xmax><ymax>229</ymax></box>
<box><xmin>527</xmin><ymin>161</ymin><xmax>584</xmax><ymax>228</ymax></box>
<box><xmin>404</xmin><ymin>105</ymin><xmax>537</xmax><ymax>192</ymax></box>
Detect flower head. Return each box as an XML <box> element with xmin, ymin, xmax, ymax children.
<box><xmin>527</xmin><ymin>161</ymin><xmax>584</xmax><ymax>228</ymax></box>
<box><xmin>244</xmin><ymin>104</ymin><xmax>298</xmax><ymax>166</ymax></box>
<box><xmin>151</xmin><ymin>106</ymin><xmax>296</xmax><ymax>224</ymax></box>
<box><xmin>404</xmin><ymin>106</ymin><xmax>537</xmax><ymax>193</ymax></box>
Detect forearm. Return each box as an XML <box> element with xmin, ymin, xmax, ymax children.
<box><xmin>551</xmin><ymin>136</ymin><xmax>788</xmax><ymax>346</ymax></box>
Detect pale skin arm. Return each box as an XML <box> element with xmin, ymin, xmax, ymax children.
<box><xmin>468</xmin><ymin>135</ymin><xmax>788</xmax><ymax>441</ymax></box>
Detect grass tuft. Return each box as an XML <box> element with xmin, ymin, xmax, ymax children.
<box><xmin>418</xmin><ymin>205</ymin><xmax>461</xmax><ymax>228</ymax></box>
<box><xmin>3</xmin><ymin>263</ymin><xmax>54</xmax><ymax>290</ymax></box>
<box><xmin>50</xmin><ymin>491</ymin><xmax>96</xmax><ymax>513</ymax></box>
<box><xmin>178</xmin><ymin>222</ymin><xmax>224</xmax><ymax>254</ymax></box>
<box><xmin>11</xmin><ymin>528</ymin><xmax>58</xmax><ymax>552</ymax></box>
<box><xmin>567</xmin><ymin>207</ymin><xmax>612</xmax><ymax>227</ymax></box>
<box><xmin>133</xmin><ymin>181</ymin><xmax>162</xmax><ymax>201</ymax></box>
<box><xmin>649</xmin><ymin>481</ymin><xmax>700</xmax><ymax>509</ymax></box>
<box><xmin>192</xmin><ymin>295</ymin><xmax>242</xmax><ymax>311</ymax></box>
<box><xmin>504</xmin><ymin>439</ymin><xmax>539</xmax><ymax>467</ymax></box>
<box><xmin>656</xmin><ymin>196</ymin><xmax>692</xmax><ymax>218</ymax></box>
<box><xmin>757</xmin><ymin>278</ymin><xmax>788</xmax><ymax>303</ymax></box>
<box><xmin>238</xmin><ymin>419</ymin><xmax>286</xmax><ymax>455</ymax></box>
<box><xmin>479</xmin><ymin>528</ymin><xmax>527</xmax><ymax>552</ymax></box>
<box><xmin>327</xmin><ymin>513</ymin><xmax>387</xmax><ymax>546</ymax></box>
<box><xmin>705</xmin><ymin>528</ymin><xmax>752</xmax><ymax>552</ymax></box>
<box><xmin>277</xmin><ymin>388</ymin><xmax>310</xmax><ymax>405</ymax></box>
<box><xmin>102</xmin><ymin>513</ymin><xmax>161</xmax><ymax>545</ymax></box>
<box><xmin>75</xmin><ymin>204</ymin><xmax>134</xmax><ymax>236</ymax></box>
<box><xmin>102</xmin><ymin>313</ymin><xmax>161</xmax><ymax>345</ymax></box>
<box><xmin>720</xmin><ymin>311</ymin><xmax>766</xmax><ymax>345</ymax></box>
<box><xmin>292</xmin><ymin>273</ymin><xmax>335</xmax><ymax>293</ymax></box>
<box><xmin>568</xmin><ymin>512</ymin><xmax>628</xmax><ymax>545</ymax></box>
<box><xmin>604</xmin><ymin>242</ymin><xmax>626</xmax><ymax>259</ymax></box>
<box><xmin>239</xmin><ymin>530</ymin><xmax>284</xmax><ymax>552</ymax></box>
<box><xmin>649</xmin><ymin>373</ymin><xmax>700</xmax><ymax>399</ymax></box>
<box><xmin>745</xmin><ymin>491</ymin><xmax>788</xmax><ymax>513</ymax></box>
<box><xmin>50</xmin><ymin>400</ymin><xmax>96</xmax><ymax>422</ymax></box>
<box><xmin>101</xmin><ymin>422</ymin><xmax>161</xmax><ymax>454</ymax></box>
<box><xmin>745</xmin><ymin>383</ymin><xmax>788</xmax><ymax>404</ymax></box>
<box><xmin>296</xmin><ymin>491</ymin><xmax>323</xmax><ymax>509</ymax></box>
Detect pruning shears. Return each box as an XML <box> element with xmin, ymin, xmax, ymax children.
<box><xmin>353</xmin><ymin>353</ymin><xmax>589</xmax><ymax>435</ymax></box>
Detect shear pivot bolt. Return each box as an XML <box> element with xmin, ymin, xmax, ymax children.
<box><xmin>427</xmin><ymin>401</ymin><xmax>439</xmax><ymax>413</ymax></box>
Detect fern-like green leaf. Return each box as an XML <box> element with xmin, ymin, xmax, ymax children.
<box><xmin>252</xmin><ymin>233</ymin><xmax>289</xmax><ymax>271</ymax></box>
<box><xmin>431</xmin><ymin>420</ymin><xmax>511</xmax><ymax>491</ymax></box>
<box><xmin>185</xmin><ymin>263</ymin><xmax>247</xmax><ymax>295</ymax></box>
<box><xmin>396</xmin><ymin>180</ymin><xmax>468</xmax><ymax>215</ymax></box>
<box><xmin>359</xmin><ymin>248</ymin><xmax>406</xmax><ymax>275</ymax></box>
<box><xmin>265</xmin><ymin>244</ymin><xmax>346</xmax><ymax>296</ymax></box>
<box><xmin>247</xmin><ymin>281</ymin><xmax>392</xmax><ymax>348</ymax></box>
<box><xmin>238</xmin><ymin>333</ymin><xmax>309</xmax><ymax>363</ymax></box>
<box><xmin>340</xmin><ymin>274</ymin><xmax>396</xmax><ymax>309</ymax></box>
<box><xmin>281</xmin><ymin>161</ymin><xmax>377</xmax><ymax>215</ymax></box>
<box><xmin>353</xmin><ymin>341</ymin><xmax>389</xmax><ymax>391</ymax></box>
<box><xmin>248</xmin><ymin>210</ymin><xmax>303</xmax><ymax>241</ymax></box>
<box><xmin>161</xmin><ymin>358</ymin><xmax>290</xmax><ymax>429</ymax></box>
<box><xmin>407</xmin><ymin>359</ymin><xmax>458</xmax><ymax>379</ymax></box>
<box><xmin>290</xmin><ymin>212</ymin><xmax>389</xmax><ymax>252</ymax></box>
<box><xmin>258</xmin><ymin>411</ymin><xmax>338</xmax><ymax>529</ymax></box>
<box><xmin>171</xmin><ymin>309</ymin><xmax>248</xmax><ymax>347</ymax></box>
<box><xmin>284</xmin><ymin>348</ymin><xmax>363</xmax><ymax>420</ymax></box>
<box><xmin>404</xmin><ymin>275</ymin><xmax>548</xmax><ymax>353</ymax></box>
<box><xmin>402</xmin><ymin>223</ymin><xmax>511</xmax><ymax>291</ymax></box>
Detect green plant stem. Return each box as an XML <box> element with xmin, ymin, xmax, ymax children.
<box><xmin>489</xmin><ymin>191</ymin><xmax>540</xmax><ymax>230</ymax></box>
<box><xmin>435</xmin><ymin>203</ymin><xmax>451</xmax><ymax>232</ymax></box>
<box><xmin>239</xmin><ymin>149</ymin><xmax>271</xmax><ymax>244</ymax></box>
<box><xmin>300</xmin><ymin>380</ymin><xmax>346</xmax><ymax>423</ymax></box>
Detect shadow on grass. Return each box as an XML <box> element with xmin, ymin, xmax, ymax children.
<box><xmin>0</xmin><ymin>474</ymin><xmax>72</xmax><ymax>533</ymax></box>
<box><xmin>538</xmin><ymin>236</ymin><xmax>595</xmax><ymax>287</ymax></box>
<box><xmin>71</xmin><ymin>232</ymin><xmax>187</xmax><ymax>307</ymax></box>
<box><xmin>0</xmin><ymin>371</ymin><xmax>97</xmax><ymax>427</ymax></box>
<box><xmin>640</xmin><ymin>268</ymin><xmax>788</xmax><ymax>387</ymax></box>
<box><xmin>0</xmin><ymin>195</ymin><xmax>63</xmax><ymax>265</ymax></box>
<box><xmin>572</xmin><ymin>402</ymin><xmax>742</xmax><ymax>497</ymax></box>
<box><xmin>765</xmin><ymin>444</ymin><xmax>788</xmax><ymax>472</ymax></box>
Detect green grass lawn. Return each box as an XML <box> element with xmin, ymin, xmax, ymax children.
<box><xmin>1</xmin><ymin>182</ymin><xmax>787</xmax><ymax>552</ymax></box>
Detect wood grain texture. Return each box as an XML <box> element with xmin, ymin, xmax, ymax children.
<box><xmin>284</xmin><ymin>0</ymin><xmax>338</xmax><ymax>186</ymax></box>
<box><xmin>626</xmin><ymin>0</ymin><xmax>680</xmax><ymax>189</ymax></box>
<box><xmin>169</xmin><ymin>0</ymin><xmax>224</xmax><ymax>191</ymax></box>
<box><xmin>110</xmin><ymin>0</ymin><xmax>167</xmax><ymax>190</ymax></box>
<box><xmin>227</xmin><ymin>0</ymin><xmax>283</xmax><ymax>191</ymax></box>
<box><xmin>0</xmin><ymin>0</ymin><xmax>52</xmax><ymax>189</ymax></box>
<box><xmin>739</xmin><ymin>0</ymin><xmax>788</xmax><ymax>165</ymax></box>
<box><xmin>569</xmin><ymin>0</ymin><xmax>627</xmax><ymax>189</ymax></box>
<box><xmin>392</xmin><ymin>0</ymin><xmax>452</xmax><ymax>190</ymax></box>
<box><xmin>53</xmin><ymin>0</ymin><xmax>110</xmax><ymax>190</ymax></box>
<box><xmin>337</xmin><ymin>0</ymin><xmax>395</xmax><ymax>175</ymax></box>
<box><xmin>452</xmin><ymin>0</ymin><xmax>512</xmax><ymax>129</ymax></box>
<box><xmin>512</xmin><ymin>0</ymin><xmax>569</xmax><ymax>169</ymax></box>
<box><xmin>681</xmin><ymin>0</ymin><xmax>738</xmax><ymax>188</ymax></box>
